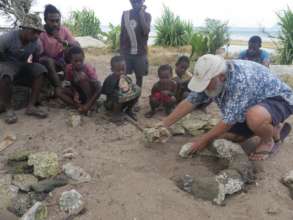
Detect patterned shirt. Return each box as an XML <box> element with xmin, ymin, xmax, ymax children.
<box><xmin>186</xmin><ymin>60</ymin><xmax>293</xmax><ymax>125</ymax></box>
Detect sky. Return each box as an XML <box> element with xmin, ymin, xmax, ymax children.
<box><xmin>10</xmin><ymin>0</ymin><xmax>293</xmax><ymax>28</ymax></box>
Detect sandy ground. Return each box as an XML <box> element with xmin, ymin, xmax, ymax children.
<box><xmin>1</xmin><ymin>53</ymin><xmax>293</xmax><ymax>220</ymax></box>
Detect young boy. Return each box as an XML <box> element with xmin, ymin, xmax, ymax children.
<box><xmin>102</xmin><ymin>56</ymin><xmax>141</xmax><ymax>121</ymax></box>
<box><xmin>120</xmin><ymin>0</ymin><xmax>152</xmax><ymax>112</ymax></box>
<box><xmin>172</xmin><ymin>56</ymin><xmax>192</xmax><ymax>102</ymax></box>
<box><xmin>60</xmin><ymin>46</ymin><xmax>101</xmax><ymax>114</ymax></box>
<box><xmin>145</xmin><ymin>65</ymin><xmax>177</xmax><ymax>118</ymax></box>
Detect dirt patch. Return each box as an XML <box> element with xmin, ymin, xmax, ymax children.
<box><xmin>1</xmin><ymin>53</ymin><xmax>293</xmax><ymax>219</ymax></box>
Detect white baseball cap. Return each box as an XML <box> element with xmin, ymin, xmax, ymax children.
<box><xmin>188</xmin><ymin>54</ymin><xmax>226</xmax><ymax>93</ymax></box>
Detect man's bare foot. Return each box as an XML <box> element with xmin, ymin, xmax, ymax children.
<box><xmin>249</xmin><ymin>139</ymin><xmax>276</xmax><ymax>161</ymax></box>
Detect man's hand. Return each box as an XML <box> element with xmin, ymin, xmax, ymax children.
<box><xmin>190</xmin><ymin>137</ymin><xmax>209</xmax><ymax>154</ymax></box>
<box><xmin>139</xmin><ymin>5</ymin><xmax>147</xmax><ymax>16</ymax></box>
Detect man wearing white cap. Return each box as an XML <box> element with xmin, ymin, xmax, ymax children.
<box><xmin>159</xmin><ymin>54</ymin><xmax>293</xmax><ymax>161</ymax></box>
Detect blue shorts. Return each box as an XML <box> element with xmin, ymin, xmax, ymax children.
<box><xmin>229</xmin><ymin>96</ymin><xmax>293</xmax><ymax>138</ymax></box>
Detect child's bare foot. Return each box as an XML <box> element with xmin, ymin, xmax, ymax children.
<box><xmin>249</xmin><ymin>139</ymin><xmax>277</xmax><ymax>161</ymax></box>
<box><xmin>26</xmin><ymin>107</ymin><xmax>48</xmax><ymax>119</ymax></box>
<box><xmin>145</xmin><ymin>110</ymin><xmax>156</xmax><ymax>118</ymax></box>
<box><xmin>5</xmin><ymin>110</ymin><xmax>18</xmax><ymax>124</ymax></box>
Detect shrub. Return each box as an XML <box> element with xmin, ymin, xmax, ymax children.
<box><xmin>154</xmin><ymin>6</ymin><xmax>193</xmax><ymax>47</ymax></box>
<box><xmin>64</xmin><ymin>8</ymin><xmax>102</xmax><ymax>38</ymax></box>
<box><xmin>277</xmin><ymin>7</ymin><xmax>293</xmax><ymax>65</ymax></box>
<box><xmin>102</xmin><ymin>23</ymin><xmax>121</xmax><ymax>52</ymax></box>
<box><xmin>190</xmin><ymin>19</ymin><xmax>230</xmax><ymax>60</ymax></box>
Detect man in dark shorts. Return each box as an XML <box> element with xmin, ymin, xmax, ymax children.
<box><xmin>157</xmin><ymin>54</ymin><xmax>293</xmax><ymax>161</ymax></box>
<box><xmin>0</xmin><ymin>14</ymin><xmax>48</xmax><ymax>124</ymax></box>
<box><xmin>120</xmin><ymin>0</ymin><xmax>151</xmax><ymax>109</ymax></box>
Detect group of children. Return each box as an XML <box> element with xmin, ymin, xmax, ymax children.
<box><xmin>60</xmin><ymin>45</ymin><xmax>192</xmax><ymax>121</ymax></box>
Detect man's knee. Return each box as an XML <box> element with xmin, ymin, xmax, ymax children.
<box><xmin>40</xmin><ymin>57</ymin><xmax>55</xmax><ymax>67</ymax></box>
<box><xmin>246</xmin><ymin>105</ymin><xmax>272</xmax><ymax>130</ymax></box>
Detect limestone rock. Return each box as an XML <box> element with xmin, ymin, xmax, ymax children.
<box><xmin>7</xmin><ymin>158</ymin><xmax>33</xmax><ymax>174</ymax></box>
<box><xmin>20</xmin><ymin>202</ymin><xmax>48</xmax><ymax>220</ymax></box>
<box><xmin>212</xmin><ymin>139</ymin><xmax>246</xmax><ymax>160</ymax></box>
<box><xmin>180</xmin><ymin>111</ymin><xmax>218</xmax><ymax>136</ymax></box>
<box><xmin>62</xmin><ymin>148</ymin><xmax>78</xmax><ymax>160</ymax></box>
<box><xmin>143</xmin><ymin>127</ymin><xmax>171</xmax><ymax>144</ymax></box>
<box><xmin>75</xmin><ymin>36</ymin><xmax>106</xmax><ymax>49</ymax></box>
<box><xmin>59</xmin><ymin>190</ymin><xmax>85</xmax><ymax>215</ymax></box>
<box><xmin>12</xmin><ymin>174</ymin><xmax>38</xmax><ymax>192</ymax></box>
<box><xmin>229</xmin><ymin>154</ymin><xmax>255</xmax><ymax>184</ymax></box>
<box><xmin>179</xmin><ymin>143</ymin><xmax>193</xmax><ymax>158</ymax></box>
<box><xmin>214</xmin><ymin>169</ymin><xmax>244</xmax><ymax>205</ymax></box>
<box><xmin>191</xmin><ymin>176</ymin><xmax>220</xmax><ymax>202</ymax></box>
<box><xmin>170</xmin><ymin>123</ymin><xmax>186</xmax><ymax>136</ymax></box>
<box><xmin>62</xmin><ymin>163</ymin><xmax>91</xmax><ymax>183</ymax></box>
<box><xmin>9</xmin><ymin>193</ymin><xmax>32</xmax><ymax>217</ymax></box>
<box><xmin>8</xmin><ymin>150</ymin><xmax>32</xmax><ymax>162</ymax></box>
<box><xmin>31</xmin><ymin>177</ymin><xmax>68</xmax><ymax>193</ymax></box>
<box><xmin>282</xmin><ymin>170</ymin><xmax>293</xmax><ymax>199</ymax></box>
<box><xmin>0</xmin><ymin>175</ymin><xmax>18</xmax><ymax>210</ymax></box>
<box><xmin>28</xmin><ymin>152</ymin><xmax>59</xmax><ymax>178</ymax></box>
<box><xmin>68</xmin><ymin>113</ymin><xmax>82</xmax><ymax>128</ymax></box>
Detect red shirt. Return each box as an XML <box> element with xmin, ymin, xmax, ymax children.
<box><xmin>39</xmin><ymin>26</ymin><xmax>76</xmax><ymax>59</ymax></box>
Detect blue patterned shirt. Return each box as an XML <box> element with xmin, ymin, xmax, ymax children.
<box><xmin>186</xmin><ymin>60</ymin><xmax>293</xmax><ymax>125</ymax></box>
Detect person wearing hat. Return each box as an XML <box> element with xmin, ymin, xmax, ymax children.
<box><xmin>239</xmin><ymin>35</ymin><xmax>270</xmax><ymax>67</ymax></box>
<box><xmin>158</xmin><ymin>54</ymin><xmax>293</xmax><ymax>161</ymax></box>
<box><xmin>0</xmin><ymin>14</ymin><xmax>48</xmax><ymax>124</ymax></box>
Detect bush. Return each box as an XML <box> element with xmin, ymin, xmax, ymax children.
<box><xmin>154</xmin><ymin>6</ymin><xmax>193</xmax><ymax>47</ymax></box>
<box><xmin>277</xmin><ymin>7</ymin><xmax>293</xmax><ymax>65</ymax></box>
<box><xmin>189</xmin><ymin>33</ymin><xmax>209</xmax><ymax>59</ymax></box>
<box><xmin>190</xmin><ymin>19</ymin><xmax>230</xmax><ymax>60</ymax></box>
<box><xmin>64</xmin><ymin>8</ymin><xmax>102</xmax><ymax>38</ymax></box>
<box><xmin>102</xmin><ymin>23</ymin><xmax>121</xmax><ymax>52</ymax></box>
<box><xmin>201</xmin><ymin>18</ymin><xmax>230</xmax><ymax>54</ymax></box>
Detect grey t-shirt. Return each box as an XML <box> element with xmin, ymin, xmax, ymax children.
<box><xmin>0</xmin><ymin>30</ymin><xmax>41</xmax><ymax>62</ymax></box>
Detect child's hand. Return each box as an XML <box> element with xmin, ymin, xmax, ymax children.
<box><xmin>161</xmin><ymin>90</ymin><xmax>171</xmax><ymax>96</ymax></box>
<box><xmin>78</xmin><ymin>105</ymin><xmax>89</xmax><ymax>114</ymax></box>
<box><xmin>73</xmin><ymin>92</ymin><xmax>81</xmax><ymax>105</ymax></box>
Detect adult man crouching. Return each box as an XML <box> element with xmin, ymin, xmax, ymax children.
<box><xmin>0</xmin><ymin>14</ymin><xmax>48</xmax><ymax>124</ymax></box>
<box><xmin>160</xmin><ymin>54</ymin><xmax>293</xmax><ymax>161</ymax></box>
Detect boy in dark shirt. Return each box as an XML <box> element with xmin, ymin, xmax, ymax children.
<box><xmin>102</xmin><ymin>56</ymin><xmax>141</xmax><ymax>121</ymax></box>
<box><xmin>60</xmin><ymin>46</ymin><xmax>101</xmax><ymax>114</ymax></box>
<box><xmin>172</xmin><ymin>56</ymin><xmax>192</xmax><ymax>102</ymax></box>
<box><xmin>145</xmin><ymin>65</ymin><xmax>177</xmax><ymax>118</ymax></box>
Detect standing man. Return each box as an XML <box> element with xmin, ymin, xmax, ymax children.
<box><xmin>39</xmin><ymin>4</ymin><xmax>79</xmax><ymax>98</ymax></box>
<box><xmin>158</xmin><ymin>55</ymin><xmax>293</xmax><ymax>161</ymax></box>
<box><xmin>239</xmin><ymin>35</ymin><xmax>270</xmax><ymax>67</ymax></box>
<box><xmin>0</xmin><ymin>14</ymin><xmax>48</xmax><ymax>124</ymax></box>
<box><xmin>120</xmin><ymin>0</ymin><xmax>151</xmax><ymax>110</ymax></box>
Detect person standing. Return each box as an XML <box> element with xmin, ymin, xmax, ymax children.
<box><xmin>120</xmin><ymin>0</ymin><xmax>151</xmax><ymax>110</ymax></box>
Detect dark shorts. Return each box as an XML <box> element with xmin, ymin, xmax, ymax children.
<box><xmin>0</xmin><ymin>62</ymin><xmax>47</xmax><ymax>86</ymax></box>
<box><xmin>229</xmin><ymin>96</ymin><xmax>293</xmax><ymax>138</ymax></box>
<box><xmin>125</xmin><ymin>55</ymin><xmax>149</xmax><ymax>77</ymax></box>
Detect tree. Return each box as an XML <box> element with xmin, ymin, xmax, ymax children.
<box><xmin>0</xmin><ymin>0</ymin><xmax>34</xmax><ymax>26</ymax></box>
